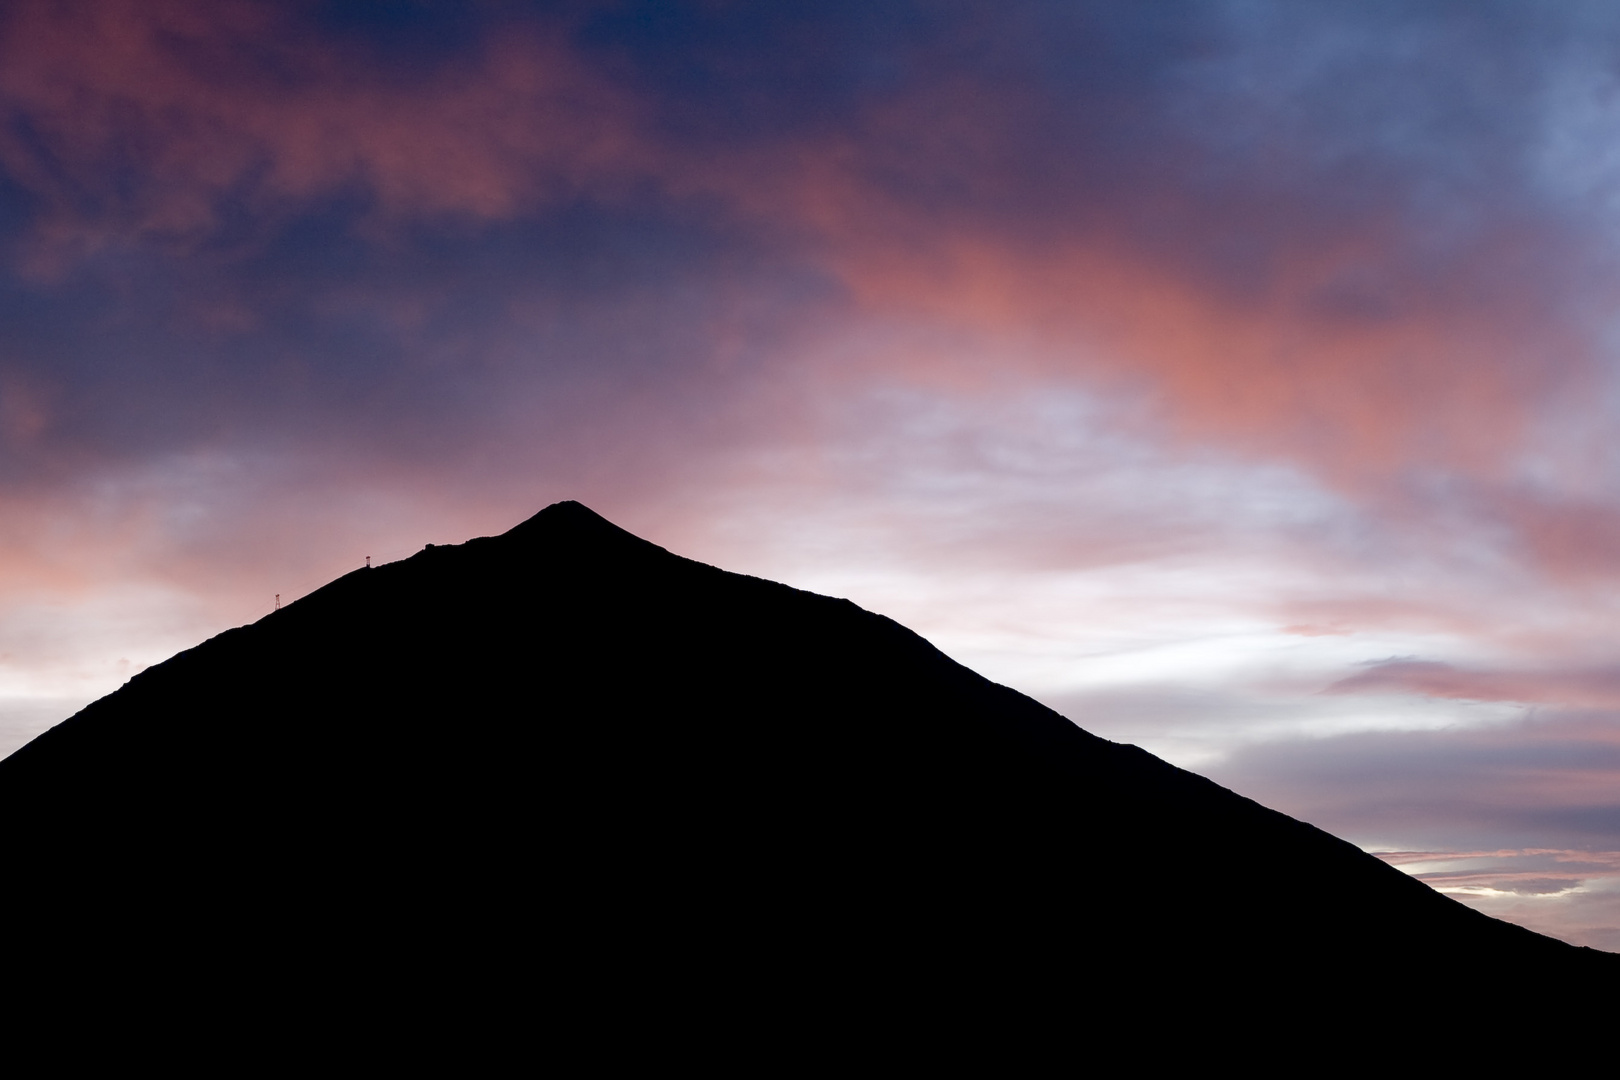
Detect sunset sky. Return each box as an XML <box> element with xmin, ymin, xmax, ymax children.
<box><xmin>2</xmin><ymin>1</ymin><xmax>1618</xmax><ymax>949</ymax></box>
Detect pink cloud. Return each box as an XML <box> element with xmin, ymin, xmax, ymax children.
<box><xmin>1330</xmin><ymin>660</ymin><xmax>1620</xmax><ymax>710</ymax></box>
<box><xmin>0</xmin><ymin>1</ymin><xmax>652</xmax><ymax>264</ymax></box>
<box><xmin>3</xmin><ymin>0</ymin><xmax>1616</xmax><ymax>604</ymax></box>
<box><xmin>0</xmin><ymin>3</ymin><xmax>1589</xmax><ymax>475</ymax></box>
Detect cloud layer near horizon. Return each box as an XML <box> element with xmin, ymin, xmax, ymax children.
<box><xmin>1</xmin><ymin>1</ymin><xmax>1618</xmax><ymax>948</ymax></box>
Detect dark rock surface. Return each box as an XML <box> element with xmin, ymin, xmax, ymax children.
<box><xmin>3</xmin><ymin>501</ymin><xmax>1611</xmax><ymax>1045</ymax></box>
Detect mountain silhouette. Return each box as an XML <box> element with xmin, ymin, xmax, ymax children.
<box><xmin>3</xmin><ymin>501</ymin><xmax>1611</xmax><ymax>1050</ymax></box>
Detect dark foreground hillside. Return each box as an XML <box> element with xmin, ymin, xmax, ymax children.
<box><xmin>3</xmin><ymin>502</ymin><xmax>1612</xmax><ymax>1048</ymax></box>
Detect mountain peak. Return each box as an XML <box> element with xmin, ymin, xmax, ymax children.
<box><xmin>510</xmin><ymin>498</ymin><xmax>614</xmax><ymax>533</ymax></box>
<box><xmin>496</xmin><ymin>499</ymin><xmax>672</xmax><ymax>560</ymax></box>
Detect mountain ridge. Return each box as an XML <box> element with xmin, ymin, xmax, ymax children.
<box><xmin>2</xmin><ymin>500</ymin><xmax>1611</xmax><ymax>1046</ymax></box>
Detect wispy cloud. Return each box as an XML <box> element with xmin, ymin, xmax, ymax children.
<box><xmin>1332</xmin><ymin>660</ymin><xmax>1620</xmax><ymax>709</ymax></box>
<box><xmin>1373</xmin><ymin>848</ymin><xmax>1620</xmax><ymax>950</ymax></box>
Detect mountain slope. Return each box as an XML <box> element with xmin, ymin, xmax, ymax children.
<box><xmin>2</xmin><ymin>501</ymin><xmax>1611</xmax><ymax>1038</ymax></box>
